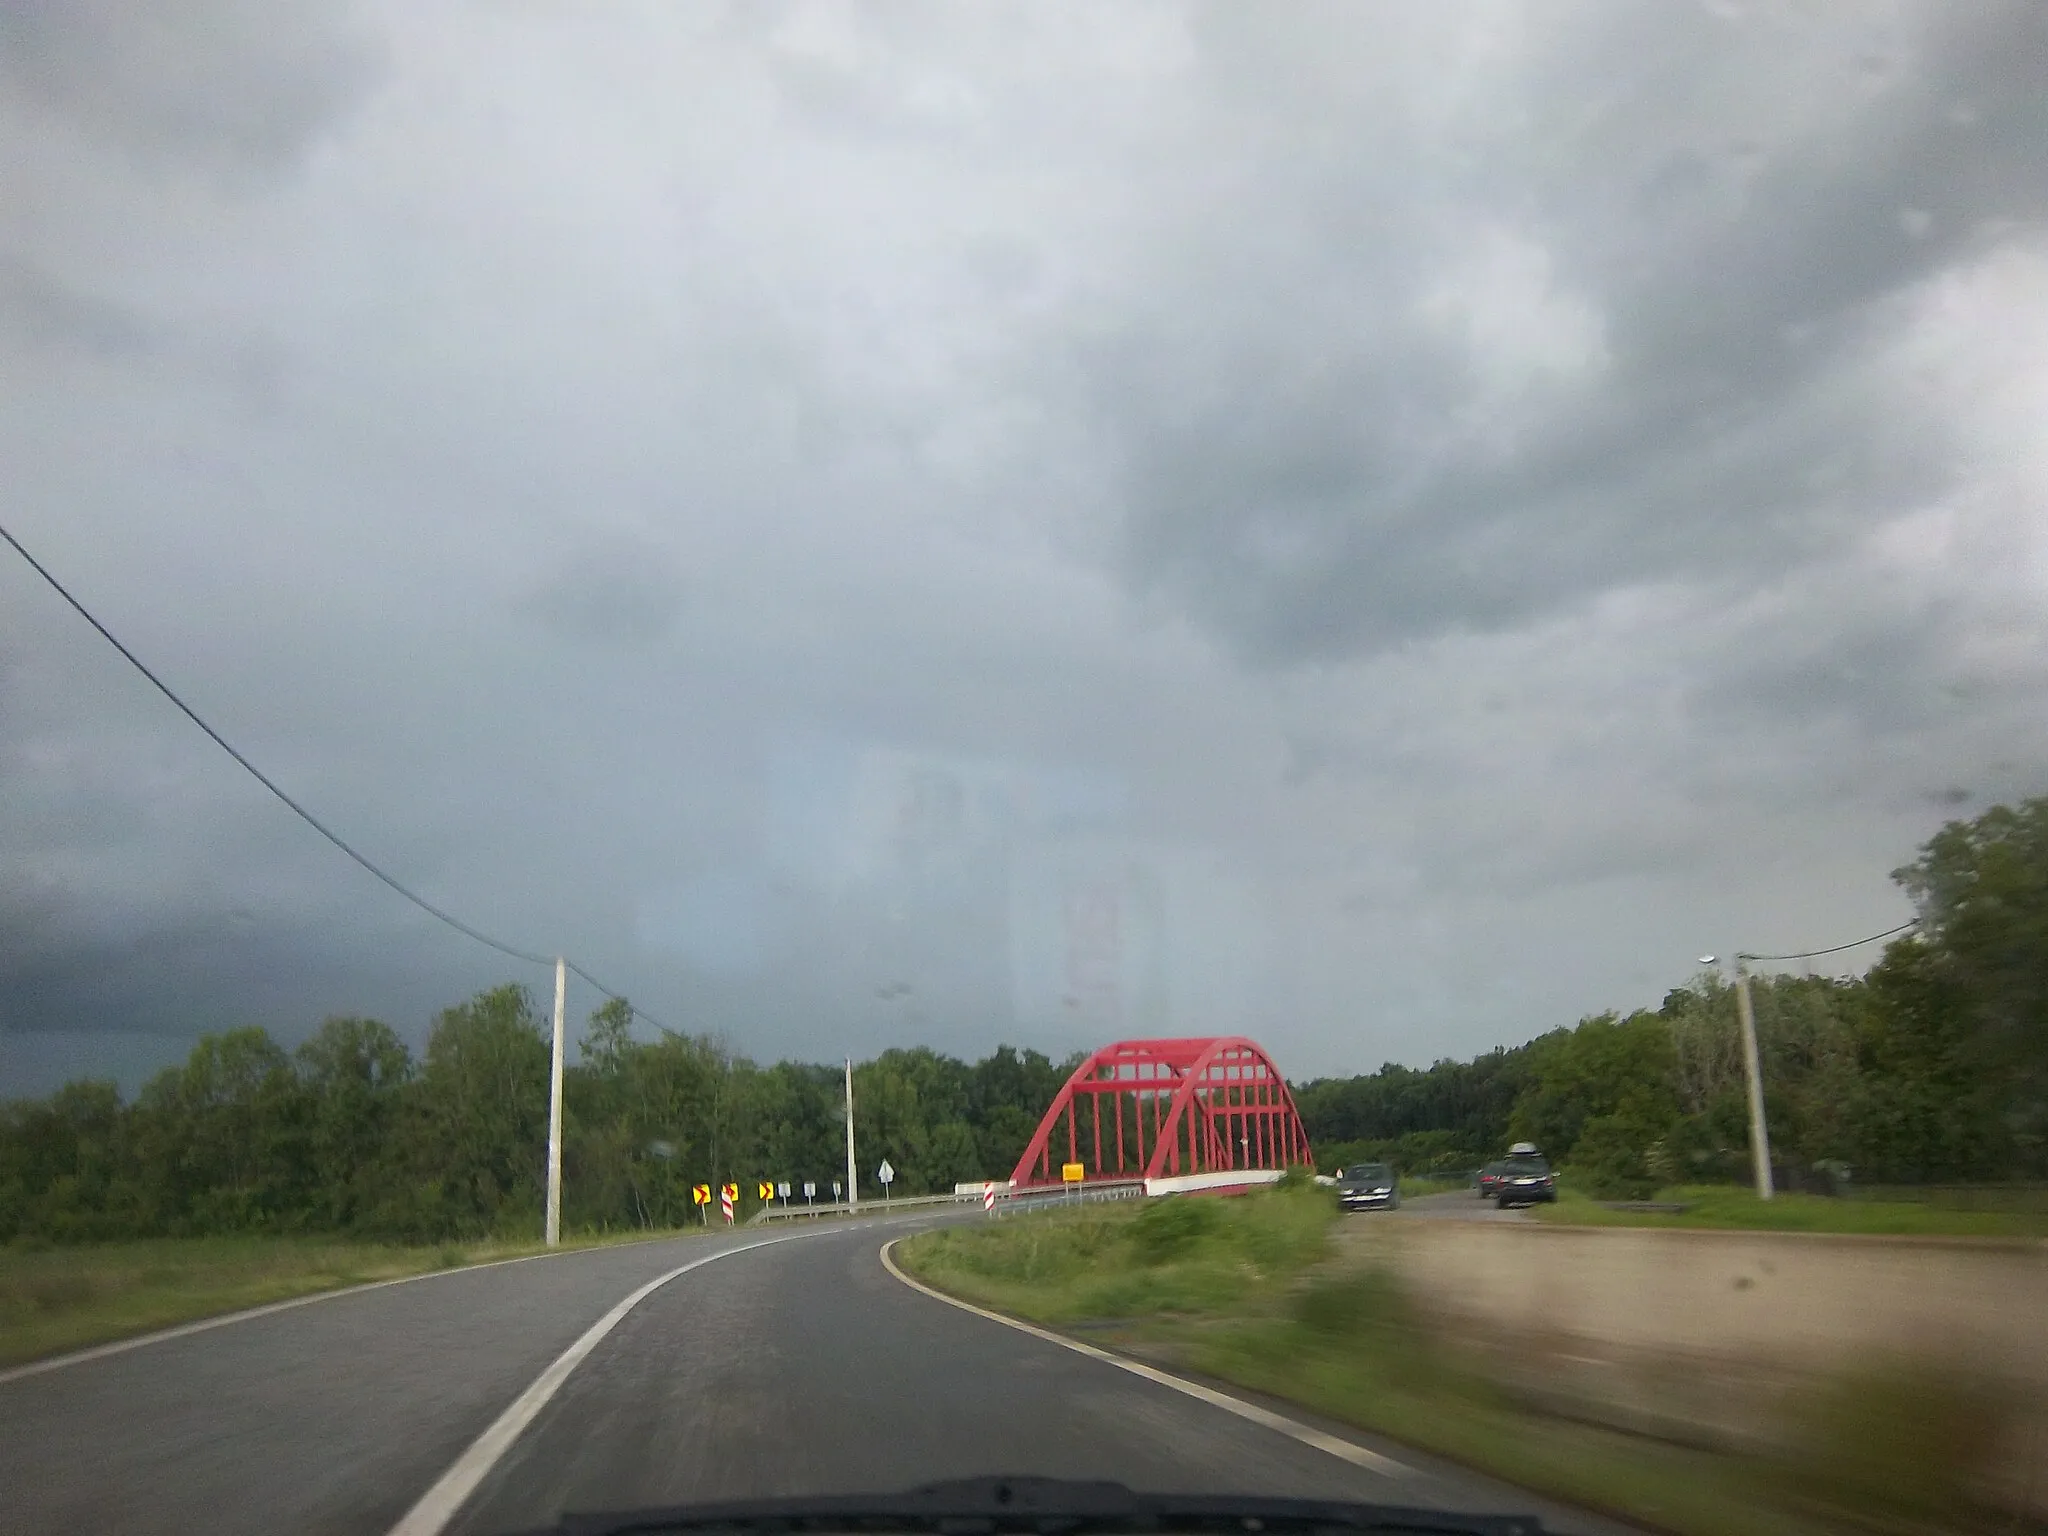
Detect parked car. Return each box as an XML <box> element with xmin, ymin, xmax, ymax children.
<box><xmin>1495</xmin><ymin>1155</ymin><xmax>1557</xmax><ymax>1207</ymax></box>
<box><xmin>1335</xmin><ymin>1163</ymin><xmax>1400</xmax><ymax>1212</ymax></box>
<box><xmin>1476</xmin><ymin>1161</ymin><xmax>1508</xmax><ymax>1199</ymax></box>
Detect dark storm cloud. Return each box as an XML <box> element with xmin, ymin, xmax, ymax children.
<box><xmin>528</xmin><ymin>542</ymin><xmax>686</xmax><ymax>649</ymax></box>
<box><xmin>0</xmin><ymin>256</ymin><xmax>158</xmax><ymax>359</ymax></box>
<box><xmin>3</xmin><ymin>2</ymin><xmax>2045</xmax><ymax>1091</ymax></box>
<box><xmin>1090</xmin><ymin>2</ymin><xmax>2048</xmax><ymax>666</ymax></box>
<box><xmin>0</xmin><ymin>0</ymin><xmax>384</xmax><ymax>176</ymax></box>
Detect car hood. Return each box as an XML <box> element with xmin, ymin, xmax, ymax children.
<box><xmin>517</xmin><ymin>1475</ymin><xmax>1544</xmax><ymax>1536</ymax></box>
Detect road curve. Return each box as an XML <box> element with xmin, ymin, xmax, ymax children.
<box><xmin>0</xmin><ymin>1213</ymin><xmax>1633</xmax><ymax>1536</ymax></box>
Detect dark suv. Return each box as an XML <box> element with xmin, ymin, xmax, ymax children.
<box><xmin>1476</xmin><ymin>1161</ymin><xmax>1508</xmax><ymax>1199</ymax></box>
<box><xmin>1335</xmin><ymin>1163</ymin><xmax>1400</xmax><ymax>1212</ymax></box>
<box><xmin>1495</xmin><ymin>1153</ymin><xmax>1556</xmax><ymax>1207</ymax></box>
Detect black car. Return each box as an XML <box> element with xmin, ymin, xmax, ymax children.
<box><xmin>1475</xmin><ymin>1161</ymin><xmax>1508</xmax><ymax>1199</ymax></box>
<box><xmin>1494</xmin><ymin>1155</ymin><xmax>1556</xmax><ymax>1207</ymax></box>
<box><xmin>1336</xmin><ymin>1163</ymin><xmax>1400</xmax><ymax>1212</ymax></box>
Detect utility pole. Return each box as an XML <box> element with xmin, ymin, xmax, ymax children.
<box><xmin>546</xmin><ymin>956</ymin><xmax>566</xmax><ymax>1246</ymax></box>
<box><xmin>1733</xmin><ymin>956</ymin><xmax>1774</xmax><ymax>1201</ymax></box>
<box><xmin>843</xmin><ymin>1057</ymin><xmax>859</xmax><ymax>1212</ymax></box>
<box><xmin>1702</xmin><ymin>953</ymin><xmax>1774</xmax><ymax>1201</ymax></box>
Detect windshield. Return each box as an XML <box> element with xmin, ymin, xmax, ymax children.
<box><xmin>2</xmin><ymin>6</ymin><xmax>2040</xmax><ymax>1536</ymax></box>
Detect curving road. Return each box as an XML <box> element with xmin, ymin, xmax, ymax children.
<box><xmin>0</xmin><ymin>1212</ymin><xmax>1633</xmax><ymax>1536</ymax></box>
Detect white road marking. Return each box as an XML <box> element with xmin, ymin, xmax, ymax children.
<box><xmin>0</xmin><ymin>1238</ymin><xmax>691</xmax><ymax>1387</ymax></box>
<box><xmin>386</xmin><ymin>1235</ymin><xmax>799</xmax><ymax>1536</ymax></box>
<box><xmin>878</xmin><ymin>1238</ymin><xmax>1417</xmax><ymax>1481</ymax></box>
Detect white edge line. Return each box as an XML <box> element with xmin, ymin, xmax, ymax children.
<box><xmin>386</xmin><ymin>1234</ymin><xmax>798</xmax><ymax>1536</ymax></box>
<box><xmin>878</xmin><ymin>1238</ymin><xmax>1414</xmax><ymax>1481</ymax></box>
<box><xmin>0</xmin><ymin>1232</ymin><xmax>701</xmax><ymax>1387</ymax></box>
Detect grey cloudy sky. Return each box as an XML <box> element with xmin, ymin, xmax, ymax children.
<box><xmin>4</xmin><ymin>0</ymin><xmax>2046</xmax><ymax>1094</ymax></box>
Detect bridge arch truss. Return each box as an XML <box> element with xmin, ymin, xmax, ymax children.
<box><xmin>1007</xmin><ymin>1036</ymin><xmax>1313</xmax><ymax>1187</ymax></box>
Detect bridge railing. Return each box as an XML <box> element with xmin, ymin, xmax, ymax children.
<box><xmin>746</xmin><ymin>1169</ymin><xmax>1263</xmax><ymax>1225</ymax></box>
<box><xmin>747</xmin><ymin>1190</ymin><xmax>980</xmax><ymax>1223</ymax></box>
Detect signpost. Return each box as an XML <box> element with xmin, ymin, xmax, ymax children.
<box><xmin>692</xmin><ymin>1183</ymin><xmax>711</xmax><ymax>1225</ymax></box>
<box><xmin>1062</xmin><ymin>1161</ymin><xmax>1085</xmax><ymax>1205</ymax></box>
<box><xmin>832</xmin><ymin>1179</ymin><xmax>842</xmax><ymax>1204</ymax></box>
<box><xmin>803</xmin><ymin>1180</ymin><xmax>816</xmax><ymax>1210</ymax></box>
<box><xmin>758</xmin><ymin>1181</ymin><xmax>774</xmax><ymax>1202</ymax></box>
<box><xmin>983</xmin><ymin>1181</ymin><xmax>997</xmax><ymax>1215</ymax></box>
<box><xmin>719</xmin><ymin>1183</ymin><xmax>737</xmax><ymax>1224</ymax></box>
<box><xmin>777</xmin><ymin>1181</ymin><xmax>791</xmax><ymax>1208</ymax></box>
<box><xmin>878</xmin><ymin>1158</ymin><xmax>895</xmax><ymax>1207</ymax></box>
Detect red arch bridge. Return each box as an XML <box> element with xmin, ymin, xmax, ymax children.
<box><xmin>1007</xmin><ymin>1037</ymin><xmax>1313</xmax><ymax>1192</ymax></box>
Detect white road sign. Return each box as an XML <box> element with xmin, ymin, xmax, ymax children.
<box><xmin>877</xmin><ymin>1159</ymin><xmax>895</xmax><ymax>1185</ymax></box>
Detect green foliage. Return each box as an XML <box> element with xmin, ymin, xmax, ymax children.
<box><xmin>0</xmin><ymin>983</ymin><xmax>1090</xmax><ymax>1245</ymax></box>
<box><xmin>1531</xmin><ymin>1185</ymin><xmax>2047</xmax><ymax>1237</ymax></box>
<box><xmin>1513</xmin><ymin>1011</ymin><xmax>1681</xmax><ymax>1197</ymax></box>
<box><xmin>898</xmin><ymin>1185</ymin><xmax>1335</xmax><ymax>1321</ymax></box>
<box><xmin>1294</xmin><ymin>1048</ymin><xmax>1528</xmax><ymax>1172</ymax></box>
<box><xmin>1787</xmin><ymin>1358</ymin><xmax>2017</xmax><ymax>1523</ymax></box>
<box><xmin>1886</xmin><ymin>802</ymin><xmax>2048</xmax><ymax>1163</ymax></box>
<box><xmin>1128</xmin><ymin>1194</ymin><xmax>1220</xmax><ymax>1261</ymax></box>
<box><xmin>1286</xmin><ymin>1269</ymin><xmax>1442</xmax><ymax>1392</ymax></box>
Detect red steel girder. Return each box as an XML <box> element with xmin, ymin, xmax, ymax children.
<box><xmin>1007</xmin><ymin>1036</ymin><xmax>1314</xmax><ymax>1187</ymax></box>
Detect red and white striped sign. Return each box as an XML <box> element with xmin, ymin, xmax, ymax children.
<box><xmin>719</xmin><ymin>1183</ymin><xmax>736</xmax><ymax>1223</ymax></box>
<box><xmin>982</xmin><ymin>1182</ymin><xmax>997</xmax><ymax>1212</ymax></box>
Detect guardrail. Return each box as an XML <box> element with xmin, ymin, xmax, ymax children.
<box><xmin>748</xmin><ymin>1190</ymin><xmax>979</xmax><ymax>1223</ymax></box>
<box><xmin>747</xmin><ymin>1168</ymin><xmax>1296</xmax><ymax>1224</ymax></box>
<box><xmin>993</xmin><ymin>1180</ymin><xmax>1146</xmax><ymax>1216</ymax></box>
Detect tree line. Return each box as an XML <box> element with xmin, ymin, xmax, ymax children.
<box><xmin>1297</xmin><ymin>796</ymin><xmax>2047</xmax><ymax>1194</ymax></box>
<box><xmin>0</xmin><ymin>992</ymin><xmax>1077</xmax><ymax>1243</ymax></box>
<box><xmin>4</xmin><ymin>796</ymin><xmax>2041</xmax><ymax>1238</ymax></box>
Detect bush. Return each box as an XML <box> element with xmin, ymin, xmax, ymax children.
<box><xmin>1129</xmin><ymin>1195</ymin><xmax>1219</xmax><ymax>1262</ymax></box>
<box><xmin>1286</xmin><ymin>1267</ymin><xmax>1442</xmax><ymax>1391</ymax></box>
<box><xmin>1789</xmin><ymin>1357</ymin><xmax>2016</xmax><ymax>1521</ymax></box>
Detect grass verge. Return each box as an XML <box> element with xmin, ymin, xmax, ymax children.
<box><xmin>1535</xmin><ymin>1184</ymin><xmax>2048</xmax><ymax>1238</ymax></box>
<box><xmin>0</xmin><ymin>1227</ymin><xmax>695</xmax><ymax>1367</ymax></box>
<box><xmin>898</xmin><ymin>1191</ymin><xmax>2012</xmax><ymax>1536</ymax></box>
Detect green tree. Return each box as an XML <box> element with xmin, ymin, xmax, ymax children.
<box><xmin>295</xmin><ymin>1017</ymin><xmax>414</xmax><ymax>1230</ymax></box>
<box><xmin>1895</xmin><ymin>796</ymin><xmax>2048</xmax><ymax>1168</ymax></box>
<box><xmin>132</xmin><ymin>1029</ymin><xmax>310</xmax><ymax>1232</ymax></box>
<box><xmin>1845</xmin><ymin>937</ymin><xmax>2006</xmax><ymax>1180</ymax></box>
<box><xmin>0</xmin><ymin>1079</ymin><xmax>137</xmax><ymax>1240</ymax></box>
<box><xmin>413</xmin><ymin>985</ymin><xmax>550</xmax><ymax>1235</ymax></box>
<box><xmin>1510</xmin><ymin>1012</ymin><xmax>1681</xmax><ymax>1197</ymax></box>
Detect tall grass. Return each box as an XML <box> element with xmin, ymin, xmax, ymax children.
<box><xmin>901</xmin><ymin>1185</ymin><xmax>1334</xmax><ymax>1321</ymax></box>
<box><xmin>1534</xmin><ymin>1184</ymin><xmax>2048</xmax><ymax>1237</ymax></box>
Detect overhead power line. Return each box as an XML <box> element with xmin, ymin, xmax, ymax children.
<box><xmin>1739</xmin><ymin>919</ymin><xmax>1919</xmax><ymax>963</ymax></box>
<box><xmin>1</xmin><ymin>519</ymin><xmax>671</xmax><ymax>1033</ymax></box>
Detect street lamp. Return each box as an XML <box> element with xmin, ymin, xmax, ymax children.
<box><xmin>1700</xmin><ymin>954</ymin><xmax>1774</xmax><ymax>1200</ymax></box>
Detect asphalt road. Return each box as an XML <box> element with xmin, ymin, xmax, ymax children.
<box><xmin>1390</xmin><ymin>1191</ymin><xmax>1535</xmax><ymax>1222</ymax></box>
<box><xmin>0</xmin><ymin>1212</ymin><xmax>1634</xmax><ymax>1536</ymax></box>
